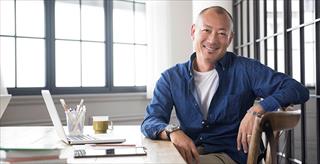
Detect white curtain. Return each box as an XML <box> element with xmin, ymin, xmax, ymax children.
<box><xmin>145</xmin><ymin>1</ymin><xmax>193</xmax><ymax>99</ymax></box>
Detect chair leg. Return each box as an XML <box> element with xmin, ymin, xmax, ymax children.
<box><xmin>264</xmin><ymin>122</ymin><xmax>277</xmax><ymax>164</ymax></box>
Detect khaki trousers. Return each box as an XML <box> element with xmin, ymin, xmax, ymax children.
<box><xmin>197</xmin><ymin>146</ymin><xmax>237</xmax><ymax>164</ymax></box>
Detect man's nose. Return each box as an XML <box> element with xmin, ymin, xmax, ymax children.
<box><xmin>207</xmin><ymin>32</ymin><xmax>218</xmax><ymax>43</ymax></box>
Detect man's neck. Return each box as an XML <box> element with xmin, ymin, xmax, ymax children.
<box><xmin>193</xmin><ymin>59</ymin><xmax>215</xmax><ymax>72</ymax></box>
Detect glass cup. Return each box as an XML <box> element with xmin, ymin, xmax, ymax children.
<box><xmin>92</xmin><ymin>116</ymin><xmax>113</xmax><ymax>134</ymax></box>
<box><xmin>65</xmin><ymin>106</ymin><xmax>86</xmax><ymax>136</ymax></box>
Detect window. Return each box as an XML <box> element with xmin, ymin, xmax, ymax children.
<box><xmin>0</xmin><ymin>0</ymin><xmax>45</xmax><ymax>88</ymax></box>
<box><xmin>0</xmin><ymin>0</ymin><xmax>147</xmax><ymax>95</ymax></box>
<box><xmin>55</xmin><ymin>0</ymin><xmax>105</xmax><ymax>87</ymax></box>
<box><xmin>233</xmin><ymin>0</ymin><xmax>319</xmax><ymax>163</ymax></box>
<box><xmin>113</xmin><ymin>0</ymin><xmax>147</xmax><ymax>87</ymax></box>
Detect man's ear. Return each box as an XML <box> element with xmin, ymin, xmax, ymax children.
<box><xmin>228</xmin><ymin>32</ymin><xmax>234</xmax><ymax>45</ymax></box>
<box><xmin>191</xmin><ymin>24</ymin><xmax>196</xmax><ymax>40</ymax></box>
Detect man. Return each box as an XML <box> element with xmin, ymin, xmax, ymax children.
<box><xmin>141</xmin><ymin>6</ymin><xmax>309</xmax><ymax>164</ymax></box>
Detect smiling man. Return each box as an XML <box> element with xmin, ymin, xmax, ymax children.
<box><xmin>141</xmin><ymin>6</ymin><xmax>309</xmax><ymax>164</ymax></box>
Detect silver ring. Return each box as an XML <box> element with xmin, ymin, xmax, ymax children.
<box><xmin>247</xmin><ymin>135</ymin><xmax>252</xmax><ymax>138</ymax></box>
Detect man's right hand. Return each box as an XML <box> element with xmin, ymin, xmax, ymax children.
<box><xmin>161</xmin><ymin>130</ymin><xmax>200</xmax><ymax>164</ymax></box>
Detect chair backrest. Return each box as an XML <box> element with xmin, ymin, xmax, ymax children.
<box><xmin>247</xmin><ymin>107</ymin><xmax>301</xmax><ymax>164</ymax></box>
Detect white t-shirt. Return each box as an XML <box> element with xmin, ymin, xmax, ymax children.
<box><xmin>193</xmin><ymin>68</ymin><xmax>219</xmax><ymax>119</ymax></box>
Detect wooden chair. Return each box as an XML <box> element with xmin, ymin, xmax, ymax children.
<box><xmin>247</xmin><ymin>107</ymin><xmax>301</xmax><ymax>164</ymax></box>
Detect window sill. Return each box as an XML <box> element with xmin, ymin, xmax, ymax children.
<box><xmin>9</xmin><ymin>92</ymin><xmax>148</xmax><ymax>105</ymax></box>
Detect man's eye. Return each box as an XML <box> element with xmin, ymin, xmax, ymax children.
<box><xmin>219</xmin><ymin>32</ymin><xmax>227</xmax><ymax>36</ymax></box>
<box><xmin>202</xmin><ymin>29</ymin><xmax>210</xmax><ymax>33</ymax></box>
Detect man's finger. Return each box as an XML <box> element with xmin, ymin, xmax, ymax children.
<box><xmin>241</xmin><ymin>133</ymin><xmax>248</xmax><ymax>153</ymax></box>
<box><xmin>177</xmin><ymin>147</ymin><xmax>187</xmax><ymax>162</ymax></box>
<box><xmin>237</xmin><ymin>131</ymin><xmax>242</xmax><ymax>151</ymax></box>
<box><xmin>191</xmin><ymin>146</ymin><xmax>200</xmax><ymax>164</ymax></box>
<box><xmin>185</xmin><ymin>150</ymin><xmax>193</xmax><ymax>164</ymax></box>
<box><xmin>247</xmin><ymin>134</ymin><xmax>252</xmax><ymax>148</ymax></box>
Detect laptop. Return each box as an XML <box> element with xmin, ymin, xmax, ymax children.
<box><xmin>0</xmin><ymin>94</ymin><xmax>11</xmax><ymax>119</ymax></box>
<box><xmin>41</xmin><ymin>90</ymin><xmax>126</xmax><ymax>145</ymax></box>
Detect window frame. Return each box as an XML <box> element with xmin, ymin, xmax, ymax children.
<box><xmin>233</xmin><ymin>0</ymin><xmax>320</xmax><ymax>163</ymax></box>
<box><xmin>4</xmin><ymin>0</ymin><xmax>146</xmax><ymax>95</ymax></box>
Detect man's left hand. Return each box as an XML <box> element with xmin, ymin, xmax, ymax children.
<box><xmin>237</xmin><ymin>104</ymin><xmax>265</xmax><ymax>153</ymax></box>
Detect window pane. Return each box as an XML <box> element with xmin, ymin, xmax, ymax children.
<box><xmin>304</xmin><ymin>0</ymin><xmax>315</xmax><ymax>23</ymax></box>
<box><xmin>113</xmin><ymin>44</ymin><xmax>134</xmax><ymax>86</ymax></box>
<box><xmin>82</xmin><ymin>42</ymin><xmax>105</xmax><ymax>87</ymax></box>
<box><xmin>249</xmin><ymin>0</ymin><xmax>254</xmax><ymax>42</ymax></box>
<box><xmin>16</xmin><ymin>0</ymin><xmax>44</xmax><ymax>37</ymax></box>
<box><xmin>259</xmin><ymin>0</ymin><xmax>265</xmax><ymax>38</ymax></box>
<box><xmin>81</xmin><ymin>0</ymin><xmax>105</xmax><ymax>41</ymax></box>
<box><xmin>291</xmin><ymin>0</ymin><xmax>299</xmax><ymax>27</ymax></box>
<box><xmin>55</xmin><ymin>0</ymin><xmax>80</xmax><ymax>40</ymax></box>
<box><xmin>260</xmin><ymin>41</ymin><xmax>265</xmax><ymax>64</ymax></box>
<box><xmin>292</xmin><ymin>30</ymin><xmax>300</xmax><ymax>82</ymax></box>
<box><xmin>277</xmin><ymin>0</ymin><xmax>283</xmax><ymax>33</ymax></box>
<box><xmin>0</xmin><ymin>0</ymin><xmax>15</xmax><ymax>35</ymax></box>
<box><xmin>237</xmin><ymin>4</ymin><xmax>241</xmax><ymax>47</ymax></box>
<box><xmin>113</xmin><ymin>1</ymin><xmax>134</xmax><ymax>43</ymax></box>
<box><xmin>243</xmin><ymin>46</ymin><xmax>248</xmax><ymax>58</ymax></box>
<box><xmin>249</xmin><ymin>44</ymin><xmax>254</xmax><ymax>59</ymax></box>
<box><xmin>134</xmin><ymin>45</ymin><xmax>147</xmax><ymax>86</ymax></box>
<box><xmin>16</xmin><ymin>38</ymin><xmax>45</xmax><ymax>87</ymax></box>
<box><xmin>266</xmin><ymin>0</ymin><xmax>274</xmax><ymax>35</ymax></box>
<box><xmin>304</xmin><ymin>25</ymin><xmax>315</xmax><ymax>86</ymax></box>
<box><xmin>0</xmin><ymin>37</ymin><xmax>15</xmax><ymax>87</ymax></box>
<box><xmin>267</xmin><ymin>38</ymin><xmax>274</xmax><ymax>69</ymax></box>
<box><xmin>55</xmin><ymin>40</ymin><xmax>81</xmax><ymax>87</ymax></box>
<box><xmin>243</xmin><ymin>0</ymin><xmax>248</xmax><ymax>45</ymax></box>
<box><xmin>277</xmin><ymin>34</ymin><xmax>285</xmax><ymax>73</ymax></box>
<box><xmin>134</xmin><ymin>2</ymin><xmax>146</xmax><ymax>44</ymax></box>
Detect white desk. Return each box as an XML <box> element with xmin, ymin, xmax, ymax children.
<box><xmin>0</xmin><ymin>126</ymin><xmax>186</xmax><ymax>163</ymax></box>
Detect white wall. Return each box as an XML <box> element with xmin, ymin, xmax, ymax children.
<box><xmin>0</xmin><ymin>93</ymin><xmax>149</xmax><ymax>126</ymax></box>
<box><xmin>167</xmin><ymin>1</ymin><xmax>193</xmax><ymax>65</ymax></box>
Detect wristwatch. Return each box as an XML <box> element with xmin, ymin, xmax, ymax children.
<box><xmin>165</xmin><ymin>124</ymin><xmax>180</xmax><ymax>140</ymax></box>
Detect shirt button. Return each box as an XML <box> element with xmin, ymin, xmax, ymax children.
<box><xmin>200</xmin><ymin>137</ymin><xmax>203</xmax><ymax>140</ymax></box>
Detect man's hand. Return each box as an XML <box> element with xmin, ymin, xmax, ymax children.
<box><xmin>237</xmin><ymin>104</ymin><xmax>265</xmax><ymax>153</ymax></box>
<box><xmin>160</xmin><ymin>130</ymin><xmax>200</xmax><ymax>164</ymax></box>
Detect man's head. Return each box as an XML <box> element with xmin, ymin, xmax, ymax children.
<box><xmin>191</xmin><ymin>6</ymin><xmax>234</xmax><ymax>69</ymax></box>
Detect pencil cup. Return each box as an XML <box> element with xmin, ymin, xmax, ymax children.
<box><xmin>65</xmin><ymin>106</ymin><xmax>86</xmax><ymax>136</ymax></box>
<box><xmin>92</xmin><ymin>116</ymin><xmax>113</xmax><ymax>134</ymax></box>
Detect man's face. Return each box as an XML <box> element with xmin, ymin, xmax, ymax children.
<box><xmin>191</xmin><ymin>10</ymin><xmax>233</xmax><ymax>65</ymax></box>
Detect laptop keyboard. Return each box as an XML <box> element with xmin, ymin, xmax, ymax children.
<box><xmin>68</xmin><ymin>134</ymin><xmax>96</xmax><ymax>141</ymax></box>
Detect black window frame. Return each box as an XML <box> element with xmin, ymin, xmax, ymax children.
<box><xmin>3</xmin><ymin>0</ymin><xmax>146</xmax><ymax>96</ymax></box>
<box><xmin>233</xmin><ymin>0</ymin><xmax>320</xmax><ymax>163</ymax></box>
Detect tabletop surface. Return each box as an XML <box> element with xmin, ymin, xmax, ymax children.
<box><xmin>0</xmin><ymin>125</ymin><xmax>186</xmax><ymax>163</ymax></box>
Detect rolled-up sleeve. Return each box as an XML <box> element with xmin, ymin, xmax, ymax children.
<box><xmin>140</xmin><ymin>72</ymin><xmax>174</xmax><ymax>139</ymax></box>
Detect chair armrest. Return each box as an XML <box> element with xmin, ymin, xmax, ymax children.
<box><xmin>260</xmin><ymin>109</ymin><xmax>301</xmax><ymax>131</ymax></box>
<box><xmin>247</xmin><ymin>107</ymin><xmax>301</xmax><ymax>164</ymax></box>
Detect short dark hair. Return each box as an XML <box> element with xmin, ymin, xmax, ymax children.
<box><xmin>196</xmin><ymin>6</ymin><xmax>234</xmax><ymax>32</ymax></box>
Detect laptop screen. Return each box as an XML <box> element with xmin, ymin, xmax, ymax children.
<box><xmin>41</xmin><ymin>90</ymin><xmax>69</xmax><ymax>143</ymax></box>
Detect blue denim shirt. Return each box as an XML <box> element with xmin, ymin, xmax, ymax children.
<box><xmin>141</xmin><ymin>52</ymin><xmax>309</xmax><ymax>163</ymax></box>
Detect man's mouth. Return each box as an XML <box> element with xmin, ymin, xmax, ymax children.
<box><xmin>203</xmin><ymin>45</ymin><xmax>219</xmax><ymax>53</ymax></box>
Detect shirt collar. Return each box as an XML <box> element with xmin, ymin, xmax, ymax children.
<box><xmin>188</xmin><ymin>51</ymin><xmax>231</xmax><ymax>76</ymax></box>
